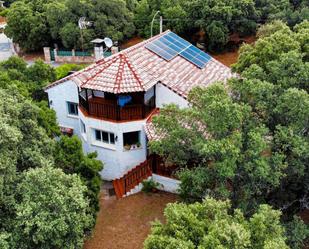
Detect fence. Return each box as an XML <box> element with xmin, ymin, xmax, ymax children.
<box><xmin>57</xmin><ymin>50</ymin><xmax>73</xmax><ymax>56</ymax></box>
<box><xmin>44</xmin><ymin>47</ymin><xmax>114</xmax><ymax>63</ymax></box>
<box><xmin>113</xmin><ymin>157</ymin><xmax>153</xmax><ymax>198</ymax></box>
<box><xmin>75</xmin><ymin>51</ymin><xmax>92</xmax><ymax>57</ymax></box>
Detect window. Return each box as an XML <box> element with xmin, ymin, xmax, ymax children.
<box><xmin>123</xmin><ymin>131</ymin><xmax>140</xmax><ymax>148</ymax></box>
<box><xmin>80</xmin><ymin>120</ymin><xmax>86</xmax><ymax>134</ymax></box>
<box><xmin>67</xmin><ymin>102</ymin><xmax>78</xmax><ymax>115</ymax></box>
<box><xmin>94</xmin><ymin>129</ymin><xmax>115</xmax><ymax>144</ymax></box>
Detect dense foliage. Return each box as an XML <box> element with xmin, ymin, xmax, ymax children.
<box><xmin>13</xmin><ymin>166</ymin><xmax>92</xmax><ymax>249</ymax></box>
<box><xmin>4</xmin><ymin>0</ymin><xmax>309</xmax><ymax>52</ymax></box>
<box><xmin>145</xmin><ymin>198</ymin><xmax>289</xmax><ymax>249</ymax></box>
<box><xmin>149</xmin><ymin>21</ymin><xmax>309</xmax><ymax>247</ymax></box>
<box><xmin>55</xmin><ymin>135</ymin><xmax>103</xmax><ymax>218</ymax></box>
<box><xmin>5</xmin><ymin>0</ymin><xmax>135</xmax><ymax>51</ymax></box>
<box><xmin>134</xmin><ymin>0</ymin><xmax>309</xmax><ymax>51</ymax></box>
<box><xmin>0</xmin><ymin>57</ymin><xmax>103</xmax><ymax>248</ymax></box>
<box><xmin>55</xmin><ymin>63</ymin><xmax>86</xmax><ymax>80</ymax></box>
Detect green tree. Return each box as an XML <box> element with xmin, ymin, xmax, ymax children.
<box><xmin>55</xmin><ymin>135</ymin><xmax>103</xmax><ymax>217</ymax></box>
<box><xmin>284</xmin><ymin>216</ymin><xmax>309</xmax><ymax>249</ymax></box>
<box><xmin>26</xmin><ymin>59</ymin><xmax>56</xmax><ymax>100</ymax></box>
<box><xmin>257</xmin><ymin>20</ymin><xmax>291</xmax><ymax>38</ymax></box>
<box><xmin>294</xmin><ymin>20</ymin><xmax>309</xmax><ymax>60</ymax></box>
<box><xmin>150</xmin><ymin>83</ymin><xmax>286</xmax><ymax>211</ymax></box>
<box><xmin>0</xmin><ymin>57</ymin><xmax>57</xmax><ymax>100</ymax></box>
<box><xmin>150</xmin><ymin>22</ymin><xmax>309</xmax><ymax>226</ymax></box>
<box><xmin>45</xmin><ymin>1</ymin><xmax>69</xmax><ymax>41</ymax></box>
<box><xmin>5</xmin><ymin>1</ymin><xmax>50</xmax><ymax>51</ymax></box>
<box><xmin>233</xmin><ymin>21</ymin><xmax>309</xmax><ymax>75</ymax></box>
<box><xmin>0</xmin><ymin>56</ymin><xmax>101</xmax><ymax>249</ymax></box>
<box><xmin>13</xmin><ymin>166</ymin><xmax>92</xmax><ymax>249</ymax></box>
<box><xmin>35</xmin><ymin>101</ymin><xmax>60</xmax><ymax>137</ymax></box>
<box><xmin>187</xmin><ymin>0</ymin><xmax>258</xmax><ymax>50</ymax></box>
<box><xmin>91</xmin><ymin>0</ymin><xmax>135</xmax><ymax>41</ymax></box>
<box><xmin>6</xmin><ymin>0</ymin><xmax>136</xmax><ymax>51</ymax></box>
<box><xmin>144</xmin><ymin>198</ymin><xmax>289</xmax><ymax>249</ymax></box>
<box><xmin>233</xmin><ymin>30</ymin><xmax>299</xmax><ymax>73</ymax></box>
<box><xmin>254</xmin><ymin>0</ymin><xmax>290</xmax><ymax>22</ymax></box>
<box><xmin>59</xmin><ymin>22</ymin><xmax>81</xmax><ymax>49</ymax></box>
<box><xmin>231</xmin><ymin>22</ymin><xmax>309</xmax><ymax>215</ymax></box>
<box><xmin>0</xmin><ymin>56</ymin><xmax>27</xmax><ymax>73</ymax></box>
<box><xmin>160</xmin><ymin>0</ymin><xmax>189</xmax><ymax>35</ymax></box>
<box><xmin>205</xmin><ymin>21</ymin><xmax>229</xmax><ymax>52</ymax></box>
<box><xmin>0</xmin><ymin>89</ymin><xmax>21</xmax><ymax>230</ymax></box>
<box><xmin>0</xmin><ymin>233</ymin><xmax>11</xmax><ymax>249</ymax></box>
<box><xmin>134</xmin><ymin>0</ymin><xmax>152</xmax><ymax>37</ymax></box>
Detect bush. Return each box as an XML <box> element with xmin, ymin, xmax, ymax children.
<box><xmin>55</xmin><ymin>63</ymin><xmax>85</xmax><ymax>80</ymax></box>
<box><xmin>142</xmin><ymin>179</ymin><xmax>161</xmax><ymax>193</ymax></box>
<box><xmin>0</xmin><ymin>9</ymin><xmax>9</xmax><ymax>17</ymax></box>
<box><xmin>285</xmin><ymin>216</ymin><xmax>309</xmax><ymax>249</ymax></box>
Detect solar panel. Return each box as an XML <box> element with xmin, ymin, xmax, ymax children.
<box><xmin>163</xmin><ymin>32</ymin><xmax>191</xmax><ymax>51</ymax></box>
<box><xmin>145</xmin><ymin>31</ymin><xmax>212</xmax><ymax>68</ymax></box>
<box><xmin>145</xmin><ymin>32</ymin><xmax>191</xmax><ymax>60</ymax></box>
<box><xmin>180</xmin><ymin>45</ymin><xmax>211</xmax><ymax>68</ymax></box>
<box><xmin>145</xmin><ymin>39</ymin><xmax>177</xmax><ymax>61</ymax></box>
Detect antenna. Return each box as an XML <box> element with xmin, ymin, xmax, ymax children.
<box><xmin>78</xmin><ymin>17</ymin><xmax>93</xmax><ymax>51</ymax></box>
<box><xmin>103</xmin><ymin>37</ymin><xmax>113</xmax><ymax>48</ymax></box>
<box><xmin>91</xmin><ymin>37</ymin><xmax>114</xmax><ymax>60</ymax></box>
<box><xmin>78</xmin><ymin>17</ymin><xmax>92</xmax><ymax>30</ymax></box>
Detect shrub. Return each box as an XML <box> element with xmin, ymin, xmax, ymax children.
<box><xmin>142</xmin><ymin>179</ymin><xmax>161</xmax><ymax>193</ymax></box>
<box><xmin>55</xmin><ymin>63</ymin><xmax>86</xmax><ymax>80</ymax></box>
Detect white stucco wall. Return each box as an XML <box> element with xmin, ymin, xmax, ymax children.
<box><xmin>79</xmin><ymin>110</ymin><xmax>148</xmax><ymax>180</ymax></box>
<box><xmin>46</xmin><ymin>80</ymin><xmax>149</xmax><ymax>181</ymax></box>
<box><xmin>156</xmin><ymin>83</ymin><xmax>188</xmax><ymax>108</ymax></box>
<box><xmin>144</xmin><ymin>86</ymin><xmax>154</xmax><ymax>103</ymax></box>
<box><xmin>45</xmin><ymin>80</ymin><xmax>80</xmax><ymax>134</ymax></box>
<box><xmin>152</xmin><ymin>174</ymin><xmax>180</xmax><ymax>194</ymax></box>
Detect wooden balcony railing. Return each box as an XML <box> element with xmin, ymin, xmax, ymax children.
<box><xmin>79</xmin><ymin>95</ymin><xmax>155</xmax><ymax>121</ymax></box>
<box><xmin>112</xmin><ymin>155</ymin><xmax>179</xmax><ymax>198</ymax></box>
<box><xmin>113</xmin><ymin>157</ymin><xmax>153</xmax><ymax>198</ymax></box>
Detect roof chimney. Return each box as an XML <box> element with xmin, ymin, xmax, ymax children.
<box><xmin>91</xmin><ymin>38</ymin><xmax>104</xmax><ymax>61</ymax></box>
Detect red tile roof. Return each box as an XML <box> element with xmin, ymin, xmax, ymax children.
<box><xmin>46</xmin><ymin>30</ymin><xmax>234</xmax><ymax>98</ymax></box>
<box><xmin>144</xmin><ymin>109</ymin><xmax>163</xmax><ymax>141</ymax></box>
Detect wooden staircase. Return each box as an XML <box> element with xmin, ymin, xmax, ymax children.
<box><xmin>113</xmin><ymin>157</ymin><xmax>153</xmax><ymax>198</ymax></box>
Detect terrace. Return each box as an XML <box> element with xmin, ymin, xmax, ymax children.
<box><xmin>78</xmin><ymin>88</ymin><xmax>156</xmax><ymax>122</ymax></box>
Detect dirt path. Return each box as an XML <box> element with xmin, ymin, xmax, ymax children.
<box><xmin>84</xmin><ymin>191</ymin><xmax>178</xmax><ymax>249</ymax></box>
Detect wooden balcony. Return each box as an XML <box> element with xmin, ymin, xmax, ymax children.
<box><xmin>79</xmin><ymin>93</ymin><xmax>156</xmax><ymax>122</ymax></box>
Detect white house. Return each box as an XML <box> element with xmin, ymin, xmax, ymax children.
<box><xmin>45</xmin><ymin>30</ymin><xmax>233</xmax><ymax>196</ymax></box>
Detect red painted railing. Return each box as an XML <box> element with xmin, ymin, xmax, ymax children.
<box><xmin>113</xmin><ymin>157</ymin><xmax>153</xmax><ymax>198</ymax></box>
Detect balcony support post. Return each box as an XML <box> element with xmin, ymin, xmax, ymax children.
<box><xmin>153</xmin><ymin>85</ymin><xmax>156</xmax><ymax>107</ymax></box>
<box><xmin>116</xmin><ymin>105</ymin><xmax>120</xmax><ymax>121</ymax></box>
<box><xmin>85</xmin><ymin>88</ymin><xmax>89</xmax><ymax>111</ymax></box>
<box><xmin>142</xmin><ymin>105</ymin><xmax>145</xmax><ymax>118</ymax></box>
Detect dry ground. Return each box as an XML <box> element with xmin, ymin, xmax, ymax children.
<box><xmin>83</xmin><ymin>191</ymin><xmax>178</xmax><ymax>249</ymax></box>
<box><xmin>210</xmin><ymin>51</ymin><xmax>239</xmax><ymax>67</ymax></box>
